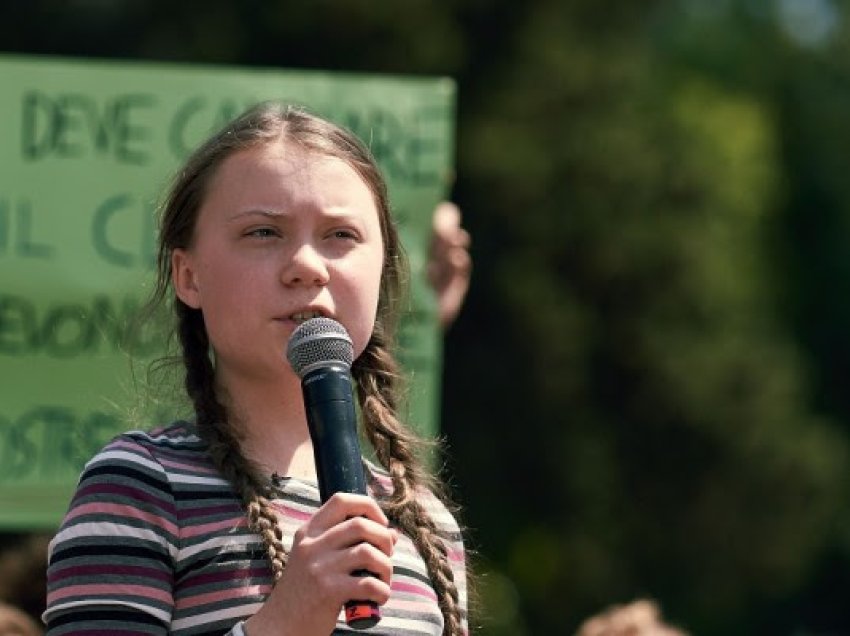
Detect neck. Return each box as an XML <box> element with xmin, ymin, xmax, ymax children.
<box><xmin>217</xmin><ymin>370</ymin><xmax>319</xmax><ymax>482</ymax></box>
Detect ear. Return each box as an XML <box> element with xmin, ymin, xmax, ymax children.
<box><xmin>172</xmin><ymin>248</ymin><xmax>202</xmax><ymax>309</ymax></box>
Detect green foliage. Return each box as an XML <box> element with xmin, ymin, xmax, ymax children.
<box><xmin>450</xmin><ymin>1</ymin><xmax>850</xmax><ymax>633</ymax></box>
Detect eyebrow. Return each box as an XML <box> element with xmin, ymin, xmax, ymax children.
<box><xmin>226</xmin><ymin>209</ymin><xmax>287</xmax><ymax>222</ymax></box>
<box><xmin>228</xmin><ymin>206</ymin><xmax>365</xmax><ymax>222</ymax></box>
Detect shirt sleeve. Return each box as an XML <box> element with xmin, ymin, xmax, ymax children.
<box><xmin>44</xmin><ymin>435</ymin><xmax>180</xmax><ymax>635</ymax></box>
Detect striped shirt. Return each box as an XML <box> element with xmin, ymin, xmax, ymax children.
<box><xmin>44</xmin><ymin>422</ymin><xmax>468</xmax><ymax>635</ymax></box>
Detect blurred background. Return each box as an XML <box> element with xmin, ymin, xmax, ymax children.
<box><xmin>3</xmin><ymin>0</ymin><xmax>850</xmax><ymax>634</ymax></box>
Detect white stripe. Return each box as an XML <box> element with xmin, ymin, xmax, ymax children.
<box><xmin>352</xmin><ymin>614</ymin><xmax>441</xmax><ymax>635</ymax></box>
<box><xmin>229</xmin><ymin>621</ymin><xmax>248</xmax><ymax>636</ymax></box>
<box><xmin>168</xmin><ymin>473</ymin><xmax>230</xmax><ymax>486</ymax></box>
<box><xmin>171</xmin><ymin>601</ymin><xmax>261</xmax><ymax>630</ymax></box>
<box><xmin>177</xmin><ymin>532</ymin><xmax>258</xmax><ymax>559</ymax></box>
<box><xmin>52</xmin><ymin>521</ymin><xmax>169</xmax><ymax>548</ymax></box>
<box><xmin>134</xmin><ymin>428</ymin><xmax>200</xmax><ymax>444</ymax></box>
<box><xmin>88</xmin><ymin>449</ymin><xmax>165</xmax><ymax>473</ymax></box>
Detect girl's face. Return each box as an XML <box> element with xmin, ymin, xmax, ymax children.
<box><xmin>171</xmin><ymin>142</ymin><xmax>385</xmax><ymax>384</ymax></box>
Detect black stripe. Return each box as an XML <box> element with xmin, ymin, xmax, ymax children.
<box><xmin>173</xmin><ymin>488</ymin><xmax>237</xmax><ymax>501</ymax></box>
<box><xmin>52</xmin><ymin>543</ymin><xmax>171</xmax><ymax>566</ymax></box>
<box><xmin>393</xmin><ymin>565</ymin><xmax>433</xmax><ymax>586</ymax></box>
<box><xmin>84</xmin><ymin>464</ymin><xmax>172</xmax><ymax>495</ymax></box>
<box><xmin>48</xmin><ymin>608</ymin><xmax>165</xmax><ymax>628</ymax></box>
<box><xmin>188</xmin><ymin>620</ymin><xmax>251</xmax><ymax>636</ymax></box>
<box><xmin>175</xmin><ymin>547</ymin><xmax>266</xmax><ymax>581</ymax></box>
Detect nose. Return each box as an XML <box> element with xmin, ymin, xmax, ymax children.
<box><xmin>282</xmin><ymin>243</ymin><xmax>330</xmax><ymax>287</ymax></box>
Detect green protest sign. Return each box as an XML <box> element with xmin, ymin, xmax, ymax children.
<box><xmin>0</xmin><ymin>54</ymin><xmax>455</xmax><ymax>528</ymax></box>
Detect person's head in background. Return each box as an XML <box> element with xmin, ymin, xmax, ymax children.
<box><xmin>575</xmin><ymin>599</ymin><xmax>689</xmax><ymax>636</ymax></box>
<box><xmin>148</xmin><ymin>101</ymin><xmax>463</xmax><ymax>635</ymax></box>
<box><xmin>0</xmin><ymin>602</ymin><xmax>42</xmax><ymax>636</ymax></box>
<box><xmin>0</xmin><ymin>533</ymin><xmax>50</xmax><ymax>635</ymax></box>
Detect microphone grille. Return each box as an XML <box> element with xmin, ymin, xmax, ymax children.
<box><xmin>286</xmin><ymin>317</ymin><xmax>354</xmax><ymax>377</ymax></box>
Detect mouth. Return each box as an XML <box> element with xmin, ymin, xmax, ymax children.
<box><xmin>289</xmin><ymin>310</ymin><xmax>326</xmax><ymax>324</ymax></box>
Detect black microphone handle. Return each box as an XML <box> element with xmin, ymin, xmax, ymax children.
<box><xmin>301</xmin><ymin>365</ymin><xmax>381</xmax><ymax>630</ymax></box>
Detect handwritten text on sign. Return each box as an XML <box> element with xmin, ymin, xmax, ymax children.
<box><xmin>0</xmin><ymin>55</ymin><xmax>454</xmax><ymax>527</ymax></box>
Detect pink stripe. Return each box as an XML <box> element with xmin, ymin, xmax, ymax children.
<box><xmin>157</xmin><ymin>456</ymin><xmax>219</xmax><ymax>475</ymax></box>
<box><xmin>73</xmin><ymin>483</ymin><xmax>176</xmax><ymax>517</ymax></box>
<box><xmin>50</xmin><ymin>583</ymin><xmax>172</xmax><ymax>605</ymax></box>
<box><xmin>392</xmin><ymin>580</ymin><xmax>438</xmax><ymax>601</ymax></box>
<box><xmin>175</xmin><ymin>585</ymin><xmax>270</xmax><ymax>610</ymax></box>
<box><xmin>270</xmin><ymin>502</ymin><xmax>312</xmax><ymax>521</ymax></box>
<box><xmin>105</xmin><ymin>438</ymin><xmax>219</xmax><ymax>477</ymax></box>
<box><xmin>65</xmin><ymin>502</ymin><xmax>179</xmax><ymax>535</ymax></box>
<box><xmin>389</xmin><ymin>598</ymin><xmax>440</xmax><ymax>613</ymax></box>
<box><xmin>181</xmin><ymin>516</ymin><xmax>247</xmax><ymax>538</ymax></box>
<box><xmin>373</xmin><ymin>474</ymin><xmax>393</xmax><ymax>489</ymax></box>
<box><xmin>50</xmin><ymin>564</ymin><xmax>170</xmax><ymax>584</ymax></box>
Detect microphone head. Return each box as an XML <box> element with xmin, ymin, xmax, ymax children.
<box><xmin>286</xmin><ymin>317</ymin><xmax>355</xmax><ymax>378</ymax></box>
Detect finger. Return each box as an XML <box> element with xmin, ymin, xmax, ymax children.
<box><xmin>333</xmin><ymin>570</ymin><xmax>392</xmax><ymax>607</ymax></box>
<box><xmin>428</xmin><ymin>241</ymin><xmax>472</xmax><ymax>287</ymax></box>
<box><xmin>308</xmin><ymin>493</ymin><xmax>388</xmax><ymax>534</ymax></box>
<box><xmin>351</xmin><ymin>569</ymin><xmax>393</xmax><ymax>605</ymax></box>
<box><xmin>447</xmin><ymin>244</ymin><xmax>472</xmax><ymax>273</ymax></box>
<box><xmin>451</xmin><ymin>226</ymin><xmax>471</xmax><ymax>250</ymax></box>
<box><xmin>337</xmin><ymin>516</ymin><xmax>397</xmax><ymax>556</ymax></box>
<box><xmin>432</xmin><ymin>201</ymin><xmax>462</xmax><ymax>237</ymax></box>
<box><xmin>343</xmin><ymin>541</ymin><xmax>395</xmax><ymax>586</ymax></box>
<box><xmin>439</xmin><ymin>282</ymin><xmax>470</xmax><ymax>328</ymax></box>
<box><xmin>431</xmin><ymin>204</ymin><xmax>470</xmax><ymax>253</ymax></box>
<box><xmin>436</xmin><ymin>247</ymin><xmax>472</xmax><ymax>325</ymax></box>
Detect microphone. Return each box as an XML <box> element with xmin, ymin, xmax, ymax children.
<box><xmin>286</xmin><ymin>316</ymin><xmax>381</xmax><ymax>630</ymax></box>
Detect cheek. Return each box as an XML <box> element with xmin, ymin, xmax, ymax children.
<box><xmin>346</xmin><ymin>276</ymin><xmax>384</xmax><ymax>358</ymax></box>
<box><xmin>195</xmin><ymin>262</ymin><xmax>257</xmax><ymax>324</ymax></box>
<box><xmin>349</xmin><ymin>307</ymin><xmax>379</xmax><ymax>360</ymax></box>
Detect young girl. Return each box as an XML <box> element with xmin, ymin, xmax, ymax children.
<box><xmin>44</xmin><ymin>102</ymin><xmax>468</xmax><ymax>636</ymax></box>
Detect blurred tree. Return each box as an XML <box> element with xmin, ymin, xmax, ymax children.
<box><xmin>449</xmin><ymin>1</ymin><xmax>850</xmax><ymax>633</ymax></box>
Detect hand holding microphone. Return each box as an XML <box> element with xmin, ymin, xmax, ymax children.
<box><xmin>286</xmin><ymin>317</ymin><xmax>391</xmax><ymax>630</ymax></box>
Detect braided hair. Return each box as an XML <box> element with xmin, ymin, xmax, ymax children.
<box><xmin>148</xmin><ymin>102</ymin><xmax>465</xmax><ymax>634</ymax></box>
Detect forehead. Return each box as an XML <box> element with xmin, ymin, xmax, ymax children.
<box><xmin>215</xmin><ymin>142</ymin><xmax>358</xmax><ymax>189</ymax></box>
<box><xmin>201</xmin><ymin>141</ymin><xmax>380</xmax><ymax>217</ymax></box>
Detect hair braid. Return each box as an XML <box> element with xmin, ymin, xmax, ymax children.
<box><xmin>176</xmin><ymin>303</ymin><xmax>288</xmax><ymax>580</ymax></box>
<box><xmin>353</xmin><ymin>331</ymin><xmax>465</xmax><ymax>636</ymax></box>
